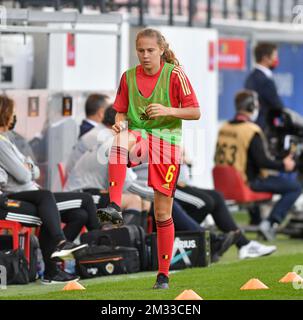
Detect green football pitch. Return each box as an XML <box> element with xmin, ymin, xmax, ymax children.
<box><xmin>1</xmin><ymin>236</ymin><xmax>303</xmax><ymax>300</ymax></box>
<box><xmin>1</xmin><ymin>212</ymin><xmax>303</xmax><ymax>300</ymax></box>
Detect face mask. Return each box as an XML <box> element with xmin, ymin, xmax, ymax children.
<box><xmin>269</xmin><ymin>56</ymin><xmax>279</xmax><ymax>70</ymax></box>
<box><xmin>9</xmin><ymin>115</ymin><xmax>17</xmax><ymax>131</ymax></box>
<box><xmin>250</xmin><ymin>109</ymin><xmax>259</xmax><ymax>122</ymax></box>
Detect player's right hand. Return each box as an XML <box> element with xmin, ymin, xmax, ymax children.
<box><xmin>112</xmin><ymin>121</ymin><xmax>127</xmax><ymax>134</ymax></box>
<box><xmin>112</xmin><ymin>113</ymin><xmax>128</xmax><ymax>134</ymax></box>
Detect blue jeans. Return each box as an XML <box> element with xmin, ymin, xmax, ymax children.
<box><xmin>250</xmin><ymin>175</ymin><xmax>302</xmax><ymax>224</ymax></box>
<box><xmin>172</xmin><ymin>200</ymin><xmax>204</xmax><ymax>232</ymax></box>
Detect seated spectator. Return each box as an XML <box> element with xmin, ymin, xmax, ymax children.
<box><xmin>0</xmin><ymin>95</ymin><xmax>103</xmax><ymax>282</ymax></box>
<box><xmin>7</xmin><ymin>129</ymin><xmax>36</xmax><ymax>162</ymax></box>
<box><xmin>215</xmin><ymin>89</ymin><xmax>301</xmax><ymax>240</ymax></box>
<box><xmin>79</xmin><ymin>93</ymin><xmax>110</xmax><ymax>138</ymax></box>
<box><xmin>67</xmin><ymin>105</ymin><xmax>115</xmax><ymax>176</ymax></box>
<box><xmin>0</xmin><ymin>166</ymin><xmax>86</xmax><ymax>284</ymax></box>
<box><xmin>65</xmin><ymin>140</ymin><xmax>146</xmax><ymax>219</ymax></box>
<box><xmin>133</xmin><ymin>160</ymin><xmax>276</xmax><ymax>259</ymax></box>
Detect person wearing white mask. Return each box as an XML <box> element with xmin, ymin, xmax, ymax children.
<box><xmin>215</xmin><ymin>89</ymin><xmax>301</xmax><ymax>241</ymax></box>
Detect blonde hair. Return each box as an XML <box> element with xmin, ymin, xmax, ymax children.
<box><xmin>136</xmin><ymin>28</ymin><xmax>180</xmax><ymax>66</ymax></box>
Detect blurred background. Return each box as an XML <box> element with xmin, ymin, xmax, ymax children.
<box><xmin>0</xmin><ymin>0</ymin><xmax>302</xmax><ymax>191</ymax></box>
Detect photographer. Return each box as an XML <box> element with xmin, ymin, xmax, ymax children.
<box><xmin>215</xmin><ymin>90</ymin><xmax>301</xmax><ymax>241</ymax></box>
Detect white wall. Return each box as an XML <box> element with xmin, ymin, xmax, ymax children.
<box><xmin>0</xmin><ymin>35</ymin><xmax>34</xmax><ymax>89</ymax></box>
<box><xmin>47</xmin><ymin>22</ymin><xmax>129</xmax><ymax>91</ymax></box>
<box><xmin>155</xmin><ymin>26</ymin><xmax>219</xmax><ymax>188</ymax></box>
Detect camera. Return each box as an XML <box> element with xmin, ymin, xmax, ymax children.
<box><xmin>266</xmin><ymin>108</ymin><xmax>303</xmax><ymax>175</ymax></box>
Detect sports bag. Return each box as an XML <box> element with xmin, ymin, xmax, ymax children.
<box><xmin>0</xmin><ymin>234</ymin><xmax>39</xmax><ymax>282</ymax></box>
<box><xmin>0</xmin><ymin>249</ymin><xmax>29</xmax><ymax>285</ymax></box>
<box><xmin>80</xmin><ymin>225</ymin><xmax>149</xmax><ymax>271</ymax></box>
<box><xmin>75</xmin><ymin>244</ymin><xmax>140</xmax><ymax>278</ymax></box>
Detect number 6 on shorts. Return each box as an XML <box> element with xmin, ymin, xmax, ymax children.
<box><xmin>165</xmin><ymin>165</ymin><xmax>176</xmax><ymax>183</ymax></box>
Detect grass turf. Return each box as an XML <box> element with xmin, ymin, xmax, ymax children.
<box><xmin>1</xmin><ymin>235</ymin><xmax>303</xmax><ymax>300</ymax></box>
<box><xmin>1</xmin><ymin>212</ymin><xmax>303</xmax><ymax>300</ymax></box>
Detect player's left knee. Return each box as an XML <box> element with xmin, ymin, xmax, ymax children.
<box><xmin>154</xmin><ymin>211</ymin><xmax>172</xmax><ymax>222</ymax></box>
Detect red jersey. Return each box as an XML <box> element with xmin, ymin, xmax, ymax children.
<box><xmin>113</xmin><ymin>63</ymin><xmax>199</xmax><ymax>113</ymax></box>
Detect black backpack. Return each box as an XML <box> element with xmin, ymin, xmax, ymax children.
<box><xmin>0</xmin><ymin>234</ymin><xmax>39</xmax><ymax>282</ymax></box>
<box><xmin>123</xmin><ymin>210</ymin><xmax>148</xmax><ymax>232</ymax></box>
<box><xmin>0</xmin><ymin>249</ymin><xmax>29</xmax><ymax>285</ymax></box>
<box><xmin>81</xmin><ymin>225</ymin><xmax>149</xmax><ymax>271</ymax></box>
<box><xmin>75</xmin><ymin>244</ymin><xmax>140</xmax><ymax>278</ymax></box>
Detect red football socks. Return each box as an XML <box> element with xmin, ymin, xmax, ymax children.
<box><xmin>156</xmin><ymin>217</ymin><xmax>175</xmax><ymax>277</ymax></box>
<box><xmin>108</xmin><ymin>146</ymin><xmax>128</xmax><ymax>207</ymax></box>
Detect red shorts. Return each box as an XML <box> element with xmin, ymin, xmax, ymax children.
<box><xmin>127</xmin><ymin>130</ymin><xmax>181</xmax><ymax>197</ymax></box>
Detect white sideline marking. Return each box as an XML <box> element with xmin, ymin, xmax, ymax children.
<box><xmin>82</xmin><ymin>270</ymin><xmax>181</xmax><ymax>285</ymax></box>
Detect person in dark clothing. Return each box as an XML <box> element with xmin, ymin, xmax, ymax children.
<box><xmin>215</xmin><ymin>89</ymin><xmax>301</xmax><ymax>240</ymax></box>
<box><xmin>175</xmin><ymin>178</ymin><xmax>276</xmax><ymax>259</ymax></box>
<box><xmin>0</xmin><ymin>187</ymin><xmax>89</xmax><ymax>284</ymax></box>
<box><xmin>153</xmin><ymin>199</ymin><xmax>238</xmax><ymax>263</ymax></box>
<box><xmin>245</xmin><ymin>42</ymin><xmax>284</xmax><ymax>131</ymax></box>
<box><xmin>79</xmin><ymin>94</ymin><xmax>109</xmax><ymax>138</ymax></box>
<box><xmin>0</xmin><ymin>95</ymin><xmax>103</xmax><ymax>284</ymax></box>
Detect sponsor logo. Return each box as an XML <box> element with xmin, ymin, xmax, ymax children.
<box><xmin>162</xmin><ymin>183</ymin><xmax>170</xmax><ymax>190</ymax></box>
<box><xmin>140</xmin><ymin>113</ymin><xmax>150</xmax><ymax>121</ymax></box>
<box><xmin>6</xmin><ymin>200</ymin><xmax>21</xmax><ymax>208</ymax></box>
<box><xmin>87</xmin><ymin>267</ymin><xmax>98</xmax><ymax>276</ymax></box>
<box><xmin>170</xmin><ymin>237</ymin><xmax>197</xmax><ymax>266</ymax></box>
<box><xmin>105</xmin><ymin>263</ymin><xmax>114</xmax><ymax>274</ymax></box>
<box><xmin>175</xmin><ymin>238</ymin><xmax>197</xmax><ymax>249</ymax></box>
<box><xmin>138</xmin><ymin>106</ymin><xmax>153</xmax><ymax>121</ymax></box>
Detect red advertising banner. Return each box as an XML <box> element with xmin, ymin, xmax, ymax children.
<box><xmin>208</xmin><ymin>41</ymin><xmax>215</xmax><ymax>71</ymax></box>
<box><xmin>67</xmin><ymin>33</ymin><xmax>76</xmax><ymax>67</ymax></box>
<box><xmin>219</xmin><ymin>39</ymin><xmax>246</xmax><ymax>70</ymax></box>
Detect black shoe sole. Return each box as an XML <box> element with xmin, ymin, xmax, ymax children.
<box><xmin>97</xmin><ymin>209</ymin><xmax>123</xmax><ymax>225</ymax></box>
<box><xmin>50</xmin><ymin>244</ymin><xmax>88</xmax><ymax>260</ymax></box>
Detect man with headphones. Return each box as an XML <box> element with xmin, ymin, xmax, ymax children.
<box><xmin>215</xmin><ymin>89</ymin><xmax>301</xmax><ymax>241</ymax></box>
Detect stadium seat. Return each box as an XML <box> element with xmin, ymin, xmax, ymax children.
<box><xmin>0</xmin><ymin>220</ymin><xmax>31</xmax><ymax>265</ymax></box>
<box><xmin>212</xmin><ymin>165</ymin><xmax>272</xmax><ymax>203</ymax></box>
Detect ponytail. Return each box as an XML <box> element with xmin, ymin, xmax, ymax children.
<box><xmin>161</xmin><ymin>35</ymin><xmax>180</xmax><ymax>66</ymax></box>
<box><xmin>136</xmin><ymin>28</ymin><xmax>180</xmax><ymax>66</ymax></box>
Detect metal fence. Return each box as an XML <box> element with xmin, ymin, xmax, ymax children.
<box><xmin>2</xmin><ymin>0</ymin><xmax>303</xmax><ymax>26</ymax></box>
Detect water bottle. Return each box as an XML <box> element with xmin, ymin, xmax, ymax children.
<box><xmin>36</xmin><ymin>248</ymin><xmax>45</xmax><ymax>279</ymax></box>
<box><xmin>64</xmin><ymin>259</ymin><xmax>76</xmax><ymax>275</ymax></box>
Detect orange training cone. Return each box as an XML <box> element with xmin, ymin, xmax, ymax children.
<box><xmin>175</xmin><ymin>289</ymin><xmax>203</xmax><ymax>300</ymax></box>
<box><xmin>240</xmin><ymin>278</ymin><xmax>269</xmax><ymax>290</ymax></box>
<box><xmin>279</xmin><ymin>272</ymin><xmax>303</xmax><ymax>283</ymax></box>
<box><xmin>62</xmin><ymin>281</ymin><xmax>86</xmax><ymax>291</ymax></box>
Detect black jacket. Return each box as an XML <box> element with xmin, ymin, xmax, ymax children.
<box><xmin>245</xmin><ymin>68</ymin><xmax>284</xmax><ymax>129</ymax></box>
